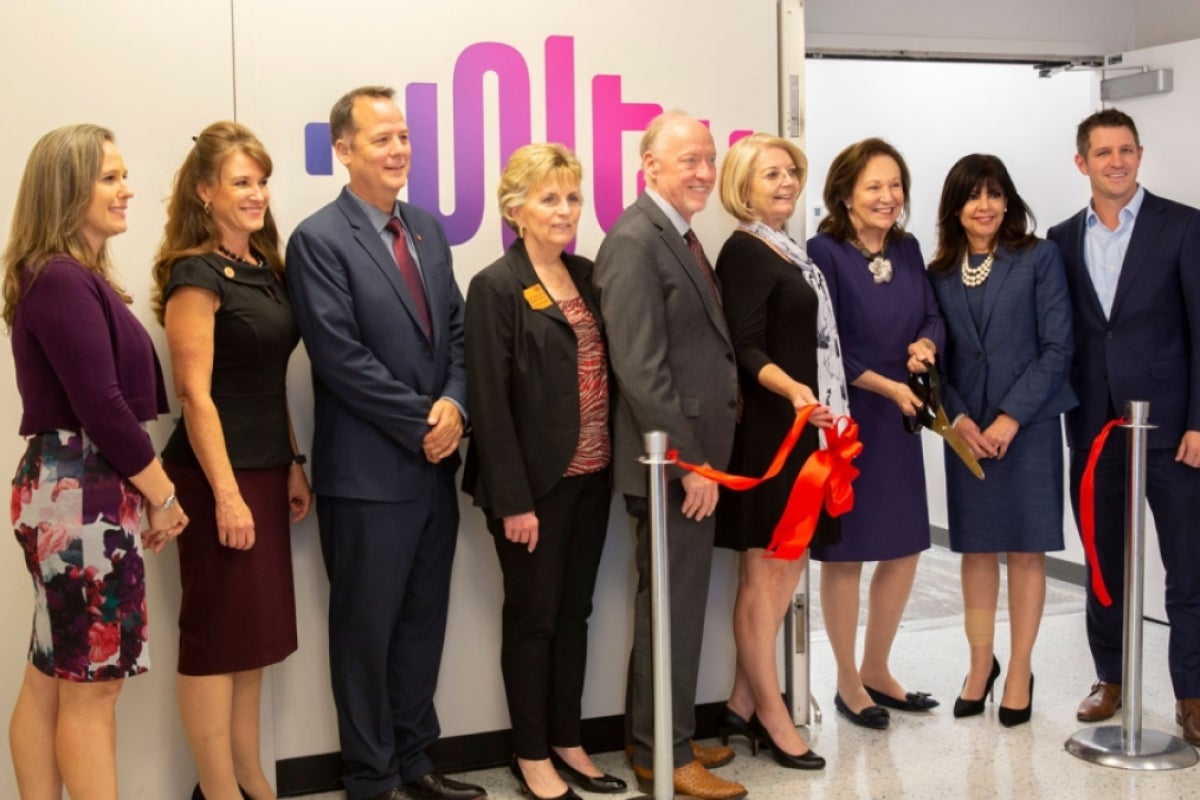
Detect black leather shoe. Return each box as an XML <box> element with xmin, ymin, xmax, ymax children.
<box><xmin>366</xmin><ymin>788</ymin><xmax>416</xmax><ymax>800</ymax></box>
<box><xmin>954</xmin><ymin>656</ymin><xmax>1001</xmax><ymax>719</ymax></box>
<box><xmin>510</xmin><ymin>758</ymin><xmax>580</xmax><ymax>800</ymax></box>
<box><xmin>405</xmin><ymin>772</ymin><xmax>487</xmax><ymax>800</ymax></box>
<box><xmin>834</xmin><ymin>692</ymin><xmax>890</xmax><ymax>729</ymax></box>
<box><xmin>748</xmin><ymin>716</ymin><xmax>825</xmax><ymax>770</ymax></box>
<box><xmin>548</xmin><ymin>750</ymin><xmax>626</xmax><ymax>793</ymax></box>
<box><xmin>717</xmin><ymin>704</ymin><xmax>758</xmax><ymax>752</ymax></box>
<box><xmin>864</xmin><ymin>686</ymin><xmax>939</xmax><ymax>711</ymax></box>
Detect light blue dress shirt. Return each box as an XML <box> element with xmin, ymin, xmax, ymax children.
<box><xmin>1084</xmin><ymin>185</ymin><xmax>1145</xmax><ymax>318</ymax></box>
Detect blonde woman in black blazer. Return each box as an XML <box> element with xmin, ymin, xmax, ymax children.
<box><xmin>463</xmin><ymin>143</ymin><xmax>623</xmax><ymax>800</ymax></box>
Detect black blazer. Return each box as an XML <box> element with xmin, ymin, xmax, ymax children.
<box><xmin>1048</xmin><ymin>190</ymin><xmax>1200</xmax><ymax>450</ymax></box>
<box><xmin>461</xmin><ymin>240</ymin><xmax>607</xmax><ymax>518</ymax></box>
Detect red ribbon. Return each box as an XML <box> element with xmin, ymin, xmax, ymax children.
<box><xmin>667</xmin><ymin>405</ymin><xmax>863</xmax><ymax>561</ymax></box>
<box><xmin>1079</xmin><ymin>417</ymin><xmax>1125</xmax><ymax>607</ymax></box>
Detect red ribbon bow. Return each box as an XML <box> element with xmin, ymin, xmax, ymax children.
<box><xmin>667</xmin><ymin>405</ymin><xmax>862</xmax><ymax>560</ymax></box>
<box><xmin>1079</xmin><ymin>417</ymin><xmax>1125</xmax><ymax>607</ymax></box>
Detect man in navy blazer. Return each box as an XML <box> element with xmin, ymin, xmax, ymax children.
<box><xmin>286</xmin><ymin>86</ymin><xmax>484</xmax><ymax>800</ymax></box>
<box><xmin>1047</xmin><ymin>108</ymin><xmax>1200</xmax><ymax>744</ymax></box>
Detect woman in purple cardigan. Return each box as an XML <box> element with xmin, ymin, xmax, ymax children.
<box><xmin>3</xmin><ymin>125</ymin><xmax>188</xmax><ymax>800</ymax></box>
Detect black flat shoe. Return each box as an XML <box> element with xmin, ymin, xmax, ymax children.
<box><xmin>833</xmin><ymin>692</ymin><xmax>890</xmax><ymax>729</ymax></box>
<box><xmin>747</xmin><ymin>715</ymin><xmax>825</xmax><ymax>770</ymax></box>
<box><xmin>999</xmin><ymin>674</ymin><xmax>1035</xmax><ymax>728</ymax></box>
<box><xmin>510</xmin><ymin>758</ymin><xmax>582</xmax><ymax>800</ymax></box>
<box><xmin>717</xmin><ymin>703</ymin><xmax>758</xmax><ymax>752</ymax></box>
<box><xmin>953</xmin><ymin>656</ymin><xmax>1001</xmax><ymax>718</ymax></box>
<box><xmin>548</xmin><ymin>750</ymin><xmax>627</xmax><ymax>794</ymax></box>
<box><xmin>864</xmin><ymin>685</ymin><xmax>940</xmax><ymax>711</ymax></box>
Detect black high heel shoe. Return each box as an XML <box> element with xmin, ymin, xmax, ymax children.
<box><xmin>748</xmin><ymin>715</ymin><xmax>825</xmax><ymax>770</ymax></box>
<box><xmin>191</xmin><ymin>784</ymin><xmax>252</xmax><ymax>799</ymax></box>
<box><xmin>510</xmin><ymin>757</ymin><xmax>582</xmax><ymax>800</ymax></box>
<box><xmin>548</xmin><ymin>749</ymin><xmax>627</xmax><ymax>794</ymax></box>
<box><xmin>999</xmin><ymin>674</ymin><xmax>1035</xmax><ymax>727</ymax></box>
<box><xmin>717</xmin><ymin>703</ymin><xmax>759</xmax><ymax>753</ymax></box>
<box><xmin>953</xmin><ymin>656</ymin><xmax>1001</xmax><ymax>718</ymax></box>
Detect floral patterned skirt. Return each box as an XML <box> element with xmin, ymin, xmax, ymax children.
<box><xmin>11</xmin><ymin>431</ymin><xmax>149</xmax><ymax>682</ymax></box>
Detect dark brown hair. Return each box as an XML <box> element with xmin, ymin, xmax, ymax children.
<box><xmin>929</xmin><ymin>153</ymin><xmax>1036</xmax><ymax>273</ymax></box>
<box><xmin>1076</xmin><ymin>108</ymin><xmax>1140</xmax><ymax>157</ymax></box>
<box><xmin>329</xmin><ymin>85</ymin><xmax>396</xmax><ymax>145</ymax></box>
<box><xmin>817</xmin><ymin>137</ymin><xmax>911</xmax><ymax>242</ymax></box>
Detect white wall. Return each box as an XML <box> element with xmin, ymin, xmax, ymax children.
<box><xmin>806</xmin><ymin>0</ymin><xmax>1133</xmax><ymax>58</ymax></box>
<box><xmin>0</xmin><ymin>2</ymin><xmax>237</xmax><ymax>797</ymax></box>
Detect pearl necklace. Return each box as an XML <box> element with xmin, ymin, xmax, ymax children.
<box><xmin>961</xmin><ymin>249</ymin><xmax>996</xmax><ymax>287</ymax></box>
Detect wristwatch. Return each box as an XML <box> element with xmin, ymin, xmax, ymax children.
<box><xmin>292</xmin><ymin>453</ymin><xmax>307</xmax><ymax>466</ymax></box>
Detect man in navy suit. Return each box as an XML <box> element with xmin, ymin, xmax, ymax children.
<box><xmin>286</xmin><ymin>86</ymin><xmax>485</xmax><ymax>800</ymax></box>
<box><xmin>1048</xmin><ymin>108</ymin><xmax>1200</xmax><ymax>745</ymax></box>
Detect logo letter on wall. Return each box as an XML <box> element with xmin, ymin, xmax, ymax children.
<box><xmin>591</xmin><ymin>75</ymin><xmax>661</xmax><ymax>232</ymax></box>
<box><xmin>407</xmin><ymin>42</ymin><xmax>532</xmax><ymax>246</ymax></box>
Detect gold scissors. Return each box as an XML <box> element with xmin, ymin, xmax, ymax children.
<box><xmin>903</xmin><ymin>365</ymin><xmax>985</xmax><ymax>480</ymax></box>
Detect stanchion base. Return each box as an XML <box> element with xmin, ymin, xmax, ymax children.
<box><xmin>1065</xmin><ymin>725</ymin><xmax>1199</xmax><ymax>770</ymax></box>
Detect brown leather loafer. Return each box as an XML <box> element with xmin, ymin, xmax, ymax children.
<box><xmin>691</xmin><ymin>739</ymin><xmax>735</xmax><ymax>768</ymax></box>
<box><xmin>1177</xmin><ymin>698</ymin><xmax>1200</xmax><ymax>745</ymax></box>
<box><xmin>633</xmin><ymin>761</ymin><xmax>747</xmax><ymax>800</ymax></box>
<box><xmin>624</xmin><ymin>739</ymin><xmax>735</xmax><ymax>769</ymax></box>
<box><xmin>1077</xmin><ymin>682</ymin><xmax>1122</xmax><ymax>722</ymax></box>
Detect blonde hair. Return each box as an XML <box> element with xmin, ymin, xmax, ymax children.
<box><xmin>151</xmin><ymin>121</ymin><xmax>284</xmax><ymax>324</ymax></box>
<box><xmin>719</xmin><ymin>134</ymin><xmax>808</xmax><ymax>223</ymax></box>
<box><xmin>2</xmin><ymin>124</ymin><xmax>130</xmax><ymax>328</ymax></box>
<box><xmin>497</xmin><ymin>143</ymin><xmax>583</xmax><ymax>234</ymax></box>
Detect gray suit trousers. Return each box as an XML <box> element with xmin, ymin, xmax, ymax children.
<box><xmin>624</xmin><ymin>480</ymin><xmax>715</xmax><ymax>768</ymax></box>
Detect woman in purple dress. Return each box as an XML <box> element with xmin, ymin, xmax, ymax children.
<box><xmin>808</xmin><ymin>138</ymin><xmax>945</xmax><ymax>729</ymax></box>
<box><xmin>4</xmin><ymin>124</ymin><xmax>188</xmax><ymax>799</ymax></box>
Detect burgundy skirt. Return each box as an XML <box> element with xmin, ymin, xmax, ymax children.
<box><xmin>169</xmin><ymin>463</ymin><xmax>297</xmax><ymax>675</ymax></box>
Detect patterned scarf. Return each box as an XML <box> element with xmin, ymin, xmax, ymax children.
<box><xmin>739</xmin><ymin>220</ymin><xmax>850</xmax><ymax>419</ymax></box>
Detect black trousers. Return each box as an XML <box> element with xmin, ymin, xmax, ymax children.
<box><xmin>489</xmin><ymin>469</ymin><xmax>611</xmax><ymax>758</ymax></box>
<box><xmin>1070</xmin><ymin>441</ymin><xmax>1200</xmax><ymax>699</ymax></box>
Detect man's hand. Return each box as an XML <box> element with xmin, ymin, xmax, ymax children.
<box><xmin>1176</xmin><ymin>430</ymin><xmax>1200</xmax><ymax>468</ymax></box>
<box><xmin>680</xmin><ymin>469</ymin><xmax>719</xmax><ymax>521</ymax></box>
<box><xmin>423</xmin><ymin>399</ymin><xmax>464</xmax><ymax>463</ymax></box>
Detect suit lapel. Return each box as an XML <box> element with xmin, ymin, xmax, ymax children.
<box><xmin>503</xmin><ymin>241</ymin><xmax>569</xmax><ymax>327</ymax></box>
<box><xmin>635</xmin><ymin>193</ymin><xmax>730</xmax><ymax>344</ymax></box>
<box><xmin>941</xmin><ymin>271</ymin><xmax>983</xmax><ymax>353</ymax></box>
<box><xmin>978</xmin><ymin>247</ymin><xmax>1015</xmax><ymax>338</ymax></box>
<box><xmin>1063</xmin><ymin>210</ymin><xmax>1108</xmax><ymax>325</ymax></box>
<box><xmin>1109</xmin><ymin>191</ymin><xmax>1163</xmax><ymax>321</ymax></box>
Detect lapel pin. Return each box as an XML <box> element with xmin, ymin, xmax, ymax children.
<box><xmin>223</xmin><ymin>266</ymin><xmax>236</xmax><ymax>279</ymax></box>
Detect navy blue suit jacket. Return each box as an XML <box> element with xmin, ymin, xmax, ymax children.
<box><xmin>1048</xmin><ymin>190</ymin><xmax>1200</xmax><ymax>451</ymax></box>
<box><xmin>931</xmin><ymin>239</ymin><xmax>1077</xmax><ymax>429</ymax></box>
<box><xmin>286</xmin><ymin>187</ymin><xmax>467</xmax><ymax>501</ymax></box>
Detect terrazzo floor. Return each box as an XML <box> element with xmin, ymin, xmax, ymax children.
<box><xmin>292</xmin><ymin>547</ymin><xmax>1198</xmax><ymax>799</ymax></box>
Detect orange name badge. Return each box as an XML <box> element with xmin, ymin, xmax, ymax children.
<box><xmin>523</xmin><ymin>284</ymin><xmax>553</xmax><ymax>310</ymax></box>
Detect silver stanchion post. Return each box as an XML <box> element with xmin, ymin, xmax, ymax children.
<box><xmin>1065</xmin><ymin>400</ymin><xmax>1198</xmax><ymax>769</ymax></box>
<box><xmin>634</xmin><ymin>431</ymin><xmax>675</xmax><ymax>800</ymax></box>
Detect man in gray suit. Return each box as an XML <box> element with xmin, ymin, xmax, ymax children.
<box><xmin>593</xmin><ymin>111</ymin><xmax>744</xmax><ymax>800</ymax></box>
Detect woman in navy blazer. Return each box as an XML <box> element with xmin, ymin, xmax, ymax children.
<box><xmin>929</xmin><ymin>154</ymin><xmax>1076</xmax><ymax>727</ymax></box>
<box><xmin>462</xmin><ymin>144</ymin><xmax>623</xmax><ymax>800</ymax></box>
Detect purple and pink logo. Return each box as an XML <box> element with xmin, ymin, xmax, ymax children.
<box><xmin>305</xmin><ymin>36</ymin><xmax>752</xmax><ymax>245</ymax></box>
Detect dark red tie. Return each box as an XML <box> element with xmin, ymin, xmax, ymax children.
<box><xmin>684</xmin><ymin>229</ymin><xmax>722</xmax><ymax>307</ymax></box>
<box><xmin>385</xmin><ymin>216</ymin><xmax>432</xmax><ymax>340</ymax></box>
